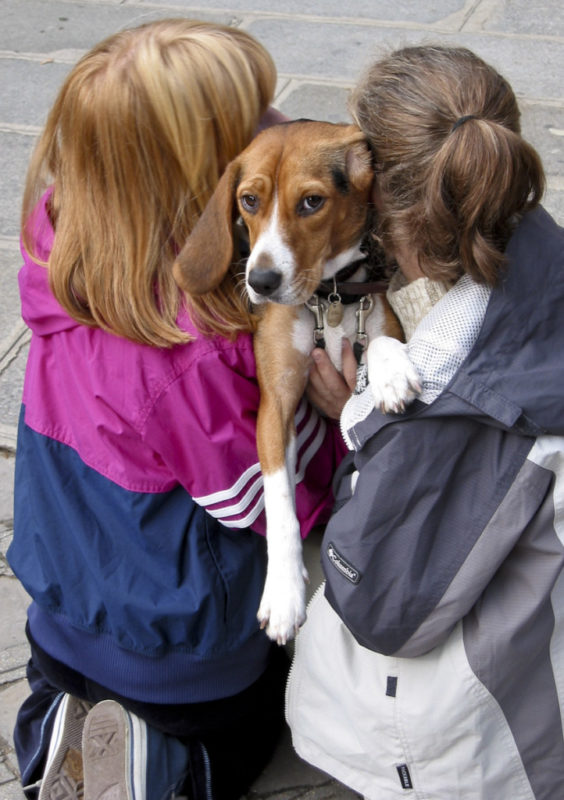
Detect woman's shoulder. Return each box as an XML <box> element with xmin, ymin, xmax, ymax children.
<box><xmin>170</xmin><ymin>304</ymin><xmax>256</xmax><ymax>374</ymax></box>
<box><xmin>172</xmin><ymin>322</ymin><xmax>255</xmax><ymax>371</ymax></box>
<box><xmin>21</xmin><ymin>188</ymin><xmax>55</xmax><ymax>263</ymax></box>
<box><xmin>127</xmin><ymin>325</ymin><xmax>258</xmax><ymax>426</ymax></box>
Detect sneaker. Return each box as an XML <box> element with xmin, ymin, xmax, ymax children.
<box><xmin>82</xmin><ymin>700</ymin><xmax>147</xmax><ymax>800</ymax></box>
<box><xmin>38</xmin><ymin>693</ymin><xmax>92</xmax><ymax>800</ymax></box>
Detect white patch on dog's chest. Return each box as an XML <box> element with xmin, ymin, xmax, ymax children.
<box><xmin>292</xmin><ymin>297</ymin><xmax>387</xmax><ymax>371</ymax></box>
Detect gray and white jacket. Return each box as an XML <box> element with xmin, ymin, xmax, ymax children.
<box><xmin>286</xmin><ymin>205</ymin><xmax>564</xmax><ymax>800</ymax></box>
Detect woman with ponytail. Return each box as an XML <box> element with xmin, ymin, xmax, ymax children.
<box><xmin>289</xmin><ymin>45</ymin><xmax>564</xmax><ymax>800</ymax></box>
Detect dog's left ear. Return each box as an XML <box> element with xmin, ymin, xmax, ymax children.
<box><xmin>173</xmin><ymin>159</ymin><xmax>241</xmax><ymax>295</ymax></box>
<box><xmin>345</xmin><ymin>135</ymin><xmax>374</xmax><ymax>193</ymax></box>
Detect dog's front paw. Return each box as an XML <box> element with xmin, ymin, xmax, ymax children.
<box><xmin>367</xmin><ymin>336</ymin><xmax>421</xmax><ymax>414</ymax></box>
<box><xmin>257</xmin><ymin>562</ymin><xmax>309</xmax><ymax>645</ymax></box>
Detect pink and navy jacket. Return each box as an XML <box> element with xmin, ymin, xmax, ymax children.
<box><xmin>8</xmin><ymin>192</ymin><xmax>345</xmax><ymax>704</ymax></box>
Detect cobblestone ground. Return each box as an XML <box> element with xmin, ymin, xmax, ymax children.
<box><xmin>1</xmin><ymin>1</ymin><xmax>563</xmax><ymax>797</ymax></box>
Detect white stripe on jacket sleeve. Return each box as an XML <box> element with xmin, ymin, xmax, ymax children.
<box><xmin>192</xmin><ymin>399</ymin><xmax>326</xmax><ymax>528</ymax></box>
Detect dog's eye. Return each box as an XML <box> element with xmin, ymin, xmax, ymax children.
<box><xmin>298</xmin><ymin>195</ymin><xmax>325</xmax><ymax>216</ymax></box>
<box><xmin>240</xmin><ymin>194</ymin><xmax>259</xmax><ymax>213</ymax></box>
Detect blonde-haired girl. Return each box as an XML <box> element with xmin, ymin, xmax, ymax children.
<box><xmin>9</xmin><ymin>19</ymin><xmax>345</xmax><ymax>800</ymax></box>
<box><xmin>291</xmin><ymin>45</ymin><xmax>564</xmax><ymax>800</ymax></box>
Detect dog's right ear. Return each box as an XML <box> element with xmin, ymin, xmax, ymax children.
<box><xmin>345</xmin><ymin>135</ymin><xmax>374</xmax><ymax>193</ymax></box>
<box><xmin>173</xmin><ymin>160</ymin><xmax>241</xmax><ymax>295</ymax></box>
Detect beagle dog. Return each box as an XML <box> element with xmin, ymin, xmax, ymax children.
<box><xmin>174</xmin><ymin>121</ymin><xmax>419</xmax><ymax>644</ymax></box>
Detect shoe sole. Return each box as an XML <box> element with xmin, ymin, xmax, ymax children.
<box><xmin>83</xmin><ymin>700</ymin><xmax>145</xmax><ymax>800</ymax></box>
<box><xmin>39</xmin><ymin>694</ymin><xmax>92</xmax><ymax>800</ymax></box>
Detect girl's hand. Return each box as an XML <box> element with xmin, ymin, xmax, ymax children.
<box><xmin>307</xmin><ymin>339</ymin><xmax>357</xmax><ymax>420</ymax></box>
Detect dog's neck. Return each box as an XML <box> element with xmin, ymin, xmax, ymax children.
<box><xmin>316</xmin><ymin>256</ymin><xmax>388</xmax><ymax>305</ymax></box>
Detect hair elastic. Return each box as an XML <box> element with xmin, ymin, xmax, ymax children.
<box><xmin>451</xmin><ymin>115</ymin><xmax>478</xmax><ymax>132</ymax></box>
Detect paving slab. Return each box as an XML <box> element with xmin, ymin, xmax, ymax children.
<box><xmin>0</xmin><ymin>247</ymin><xmax>24</xmax><ymax>347</ymax></box>
<box><xmin>0</xmin><ymin>343</ymin><xmax>28</xmax><ymax>434</ymax></box>
<box><xmin>0</xmin><ymin>134</ymin><xmax>37</xmax><ymax>239</ymax></box>
<box><xmin>482</xmin><ymin>0</ymin><xmax>564</xmax><ymax>36</ymax></box>
<box><xmin>520</xmin><ymin>102</ymin><xmax>564</xmax><ymax>175</ymax></box>
<box><xmin>0</xmin><ymin>58</ymin><xmax>73</xmax><ymax>128</ymax></box>
<box><xmin>279</xmin><ymin>84</ymin><xmax>353</xmax><ymax>125</ymax></box>
<box><xmin>249</xmin><ymin>19</ymin><xmax>564</xmax><ymax>100</ymax></box>
<box><xmin>0</xmin><ymin>450</ymin><xmax>15</xmax><ymax>524</ymax></box>
<box><xmin>0</xmin><ymin>0</ymin><xmax>234</xmax><ymax>54</ymax></box>
<box><xmin>135</xmin><ymin>0</ymin><xmax>467</xmax><ymax>25</ymax></box>
<box><xmin>0</xmin><ymin>576</ymin><xmax>30</xmax><ymax>684</ymax></box>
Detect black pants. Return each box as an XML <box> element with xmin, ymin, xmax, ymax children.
<box><xmin>15</xmin><ymin>627</ymin><xmax>289</xmax><ymax>800</ymax></box>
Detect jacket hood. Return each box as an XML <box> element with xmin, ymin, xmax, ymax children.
<box><xmin>452</xmin><ymin>205</ymin><xmax>564</xmax><ymax>436</ymax></box>
<box><xmin>19</xmin><ymin>191</ymin><xmax>79</xmax><ymax>337</ymax></box>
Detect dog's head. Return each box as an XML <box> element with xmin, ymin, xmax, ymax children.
<box><xmin>173</xmin><ymin>120</ymin><xmax>374</xmax><ymax>306</ymax></box>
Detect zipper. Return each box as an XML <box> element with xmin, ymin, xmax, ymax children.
<box><xmin>284</xmin><ymin>580</ymin><xmax>326</xmax><ymax>722</ymax></box>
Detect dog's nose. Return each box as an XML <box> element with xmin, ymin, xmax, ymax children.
<box><xmin>248</xmin><ymin>268</ymin><xmax>282</xmax><ymax>297</ymax></box>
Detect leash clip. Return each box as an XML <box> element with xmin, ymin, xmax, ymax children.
<box><xmin>305</xmin><ymin>294</ymin><xmax>327</xmax><ymax>348</ymax></box>
<box><xmin>354</xmin><ymin>295</ymin><xmax>374</xmax><ymax>364</ymax></box>
<box><xmin>356</xmin><ymin>295</ymin><xmax>374</xmax><ymax>341</ymax></box>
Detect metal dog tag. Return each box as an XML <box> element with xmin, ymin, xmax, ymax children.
<box><xmin>326</xmin><ymin>292</ymin><xmax>344</xmax><ymax>327</ymax></box>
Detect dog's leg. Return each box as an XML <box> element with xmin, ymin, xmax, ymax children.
<box><xmin>254</xmin><ymin>305</ymin><xmax>310</xmax><ymax>644</ymax></box>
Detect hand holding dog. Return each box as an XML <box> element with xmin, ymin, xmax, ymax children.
<box><xmin>307</xmin><ymin>340</ymin><xmax>357</xmax><ymax>420</ymax></box>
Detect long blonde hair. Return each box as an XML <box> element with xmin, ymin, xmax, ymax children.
<box><xmin>21</xmin><ymin>19</ymin><xmax>276</xmax><ymax>346</ymax></box>
<box><xmin>350</xmin><ymin>45</ymin><xmax>545</xmax><ymax>286</ymax></box>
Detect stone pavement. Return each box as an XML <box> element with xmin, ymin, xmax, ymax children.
<box><xmin>0</xmin><ymin>0</ymin><xmax>563</xmax><ymax>797</ymax></box>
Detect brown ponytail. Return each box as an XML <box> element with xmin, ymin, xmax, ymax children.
<box><xmin>350</xmin><ymin>45</ymin><xmax>545</xmax><ymax>286</ymax></box>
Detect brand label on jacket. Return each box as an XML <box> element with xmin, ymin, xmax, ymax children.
<box><xmin>396</xmin><ymin>763</ymin><xmax>413</xmax><ymax>790</ymax></box>
<box><xmin>326</xmin><ymin>542</ymin><xmax>361</xmax><ymax>584</ymax></box>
